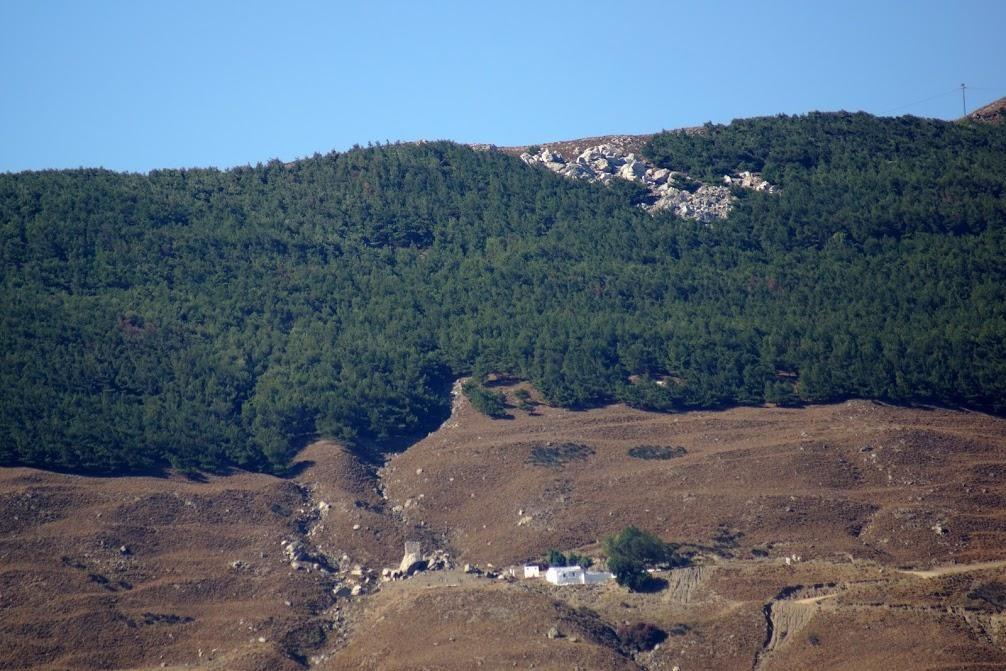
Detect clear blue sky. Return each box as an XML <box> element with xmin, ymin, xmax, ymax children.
<box><xmin>2</xmin><ymin>0</ymin><xmax>1004</xmax><ymax>172</ymax></box>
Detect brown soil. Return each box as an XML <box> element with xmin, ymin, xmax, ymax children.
<box><xmin>3</xmin><ymin>387</ymin><xmax>1006</xmax><ymax>670</ymax></box>
<box><xmin>382</xmin><ymin>388</ymin><xmax>1006</xmax><ymax>569</ymax></box>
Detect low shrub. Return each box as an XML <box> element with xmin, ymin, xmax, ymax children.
<box><xmin>527</xmin><ymin>442</ymin><xmax>594</xmax><ymax>467</ymax></box>
<box><xmin>627</xmin><ymin>445</ymin><xmax>687</xmax><ymax>460</ymax></box>
<box><xmin>617</xmin><ymin>622</ymin><xmax>667</xmax><ymax>652</ymax></box>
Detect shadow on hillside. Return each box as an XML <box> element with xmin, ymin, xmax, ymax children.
<box><xmin>283</xmin><ymin>460</ymin><xmax>316</xmax><ymax>478</ymax></box>
<box><xmin>633</xmin><ymin>576</ymin><xmax>669</xmax><ymax>594</ymax></box>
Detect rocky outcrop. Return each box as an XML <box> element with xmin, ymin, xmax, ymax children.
<box><xmin>382</xmin><ymin>542</ymin><xmax>453</xmax><ymax>581</ymax></box>
<box><xmin>518</xmin><ymin>143</ymin><xmax>777</xmax><ymax>222</ymax></box>
<box><xmin>283</xmin><ymin>537</ymin><xmax>339</xmax><ymax>574</ymax></box>
<box><xmin>399</xmin><ymin>541</ymin><xmax>425</xmax><ymax>574</ymax></box>
<box><xmin>723</xmin><ymin>171</ymin><xmax>777</xmax><ymax>192</ymax></box>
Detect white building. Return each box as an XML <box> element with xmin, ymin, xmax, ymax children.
<box><xmin>523</xmin><ymin>564</ymin><xmax>545</xmax><ymax>579</ymax></box>
<box><xmin>544</xmin><ymin>566</ymin><xmax>614</xmax><ymax>586</ymax></box>
<box><xmin>584</xmin><ymin>570</ymin><xmax>614</xmax><ymax>585</ymax></box>
<box><xmin>545</xmin><ymin>565</ymin><xmax>584</xmax><ymax>585</ymax></box>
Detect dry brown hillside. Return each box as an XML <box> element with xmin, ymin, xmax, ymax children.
<box><xmin>3</xmin><ymin>386</ymin><xmax>1006</xmax><ymax>670</ymax></box>
<box><xmin>968</xmin><ymin>96</ymin><xmax>1006</xmax><ymax>124</ymax></box>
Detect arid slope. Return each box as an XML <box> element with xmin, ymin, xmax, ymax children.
<box><xmin>3</xmin><ymin>390</ymin><xmax>1006</xmax><ymax>670</ymax></box>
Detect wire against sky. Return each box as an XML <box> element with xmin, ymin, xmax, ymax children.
<box><xmin>881</xmin><ymin>88</ymin><xmax>962</xmax><ymax>115</ymax></box>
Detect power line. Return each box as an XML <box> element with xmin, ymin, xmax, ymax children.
<box><xmin>881</xmin><ymin>87</ymin><xmax>960</xmax><ymax>115</ymax></box>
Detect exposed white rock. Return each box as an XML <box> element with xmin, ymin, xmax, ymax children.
<box><xmin>399</xmin><ymin>541</ymin><xmax>424</xmax><ymax>574</ymax></box>
<box><xmin>724</xmin><ymin>170</ymin><xmax>778</xmax><ymax>193</ymax></box>
<box><xmin>518</xmin><ymin>142</ymin><xmax>777</xmax><ymax>221</ymax></box>
<box><xmin>618</xmin><ymin>159</ymin><xmax>647</xmax><ymax>181</ymax></box>
<box><xmin>539</xmin><ymin>148</ymin><xmax>563</xmax><ymax>165</ymax></box>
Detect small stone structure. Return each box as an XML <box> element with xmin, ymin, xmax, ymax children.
<box><xmin>399</xmin><ymin>541</ymin><xmax>421</xmax><ymax>570</ymax></box>
<box><xmin>523</xmin><ymin>563</ymin><xmax>545</xmax><ymax>579</ymax></box>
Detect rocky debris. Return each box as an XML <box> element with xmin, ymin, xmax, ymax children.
<box><xmin>547</xmin><ymin>625</ymin><xmax>563</xmax><ymax>639</ymax></box>
<box><xmin>381</xmin><ymin>542</ymin><xmax>453</xmax><ymax>582</ymax></box>
<box><xmin>282</xmin><ymin>539</ymin><xmax>338</xmax><ymax>574</ymax></box>
<box><xmin>723</xmin><ymin>170</ymin><xmax>778</xmax><ymax>193</ymax></box>
<box><xmin>426</xmin><ymin>548</ymin><xmax>452</xmax><ymax>571</ymax></box>
<box><xmin>399</xmin><ymin>541</ymin><xmax>426</xmax><ymax>574</ymax></box>
<box><xmin>519</xmin><ymin>143</ymin><xmax>777</xmax><ymax>222</ymax></box>
<box><xmin>650</xmin><ymin>183</ymin><xmax>735</xmax><ymax>221</ymax></box>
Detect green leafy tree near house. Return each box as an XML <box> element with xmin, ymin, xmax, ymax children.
<box><xmin>603</xmin><ymin>527</ymin><xmax>685</xmax><ymax>591</ymax></box>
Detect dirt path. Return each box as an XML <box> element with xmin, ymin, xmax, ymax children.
<box><xmin>793</xmin><ymin>593</ymin><xmax>838</xmax><ymax>605</ymax></box>
<box><xmin>899</xmin><ymin>559</ymin><xmax>1006</xmax><ymax>579</ymax></box>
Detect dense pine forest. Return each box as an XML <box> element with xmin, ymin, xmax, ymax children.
<box><xmin>2</xmin><ymin>112</ymin><xmax>1004</xmax><ymax>473</ymax></box>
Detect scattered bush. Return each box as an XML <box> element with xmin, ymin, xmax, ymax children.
<box><xmin>668</xmin><ymin>173</ymin><xmax>703</xmax><ymax>192</ymax></box>
<box><xmin>546</xmin><ymin>549</ymin><xmax>567</xmax><ymax>566</ymax></box>
<box><xmin>617</xmin><ymin>622</ymin><xmax>667</xmax><ymax>653</ymax></box>
<box><xmin>627</xmin><ymin>445</ymin><xmax>687</xmax><ymax>460</ymax></box>
<box><xmin>527</xmin><ymin>442</ymin><xmax>594</xmax><ymax>467</ymax></box>
<box><xmin>462</xmin><ymin>381</ymin><xmax>509</xmax><ymax>418</ymax></box>
<box><xmin>546</xmin><ymin>549</ymin><xmax>594</xmax><ymax>569</ymax></box>
<box><xmin>967</xmin><ymin>582</ymin><xmax>1006</xmax><ymax>611</ymax></box>
<box><xmin>667</xmin><ymin>623</ymin><xmax>691</xmax><ymax>636</ymax></box>
<box><xmin>514</xmin><ymin>388</ymin><xmax>536</xmax><ymax>412</ymax></box>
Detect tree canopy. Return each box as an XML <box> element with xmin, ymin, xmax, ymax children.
<box><xmin>603</xmin><ymin>526</ymin><xmax>683</xmax><ymax>591</ymax></box>
<box><xmin>1</xmin><ymin>112</ymin><xmax>1004</xmax><ymax>474</ymax></box>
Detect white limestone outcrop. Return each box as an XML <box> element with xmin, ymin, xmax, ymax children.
<box><xmin>518</xmin><ymin>143</ymin><xmax>777</xmax><ymax>222</ymax></box>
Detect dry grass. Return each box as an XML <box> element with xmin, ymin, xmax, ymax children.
<box><xmin>3</xmin><ymin>387</ymin><xmax>1006</xmax><ymax>669</ymax></box>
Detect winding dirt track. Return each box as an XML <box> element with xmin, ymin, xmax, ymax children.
<box><xmin>899</xmin><ymin>559</ymin><xmax>1006</xmax><ymax>579</ymax></box>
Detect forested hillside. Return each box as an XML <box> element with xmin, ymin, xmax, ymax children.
<box><xmin>2</xmin><ymin>112</ymin><xmax>1005</xmax><ymax>473</ymax></box>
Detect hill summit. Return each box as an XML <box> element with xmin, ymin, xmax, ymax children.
<box><xmin>1</xmin><ymin>110</ymin><xmax>1005</xmax><ymax>475</ymax></box>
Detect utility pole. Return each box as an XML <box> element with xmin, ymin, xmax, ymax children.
<box><xmin>961</xmin><ymin>83</ymin><xmax>967</xmax><ymax>116</ymax></box>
